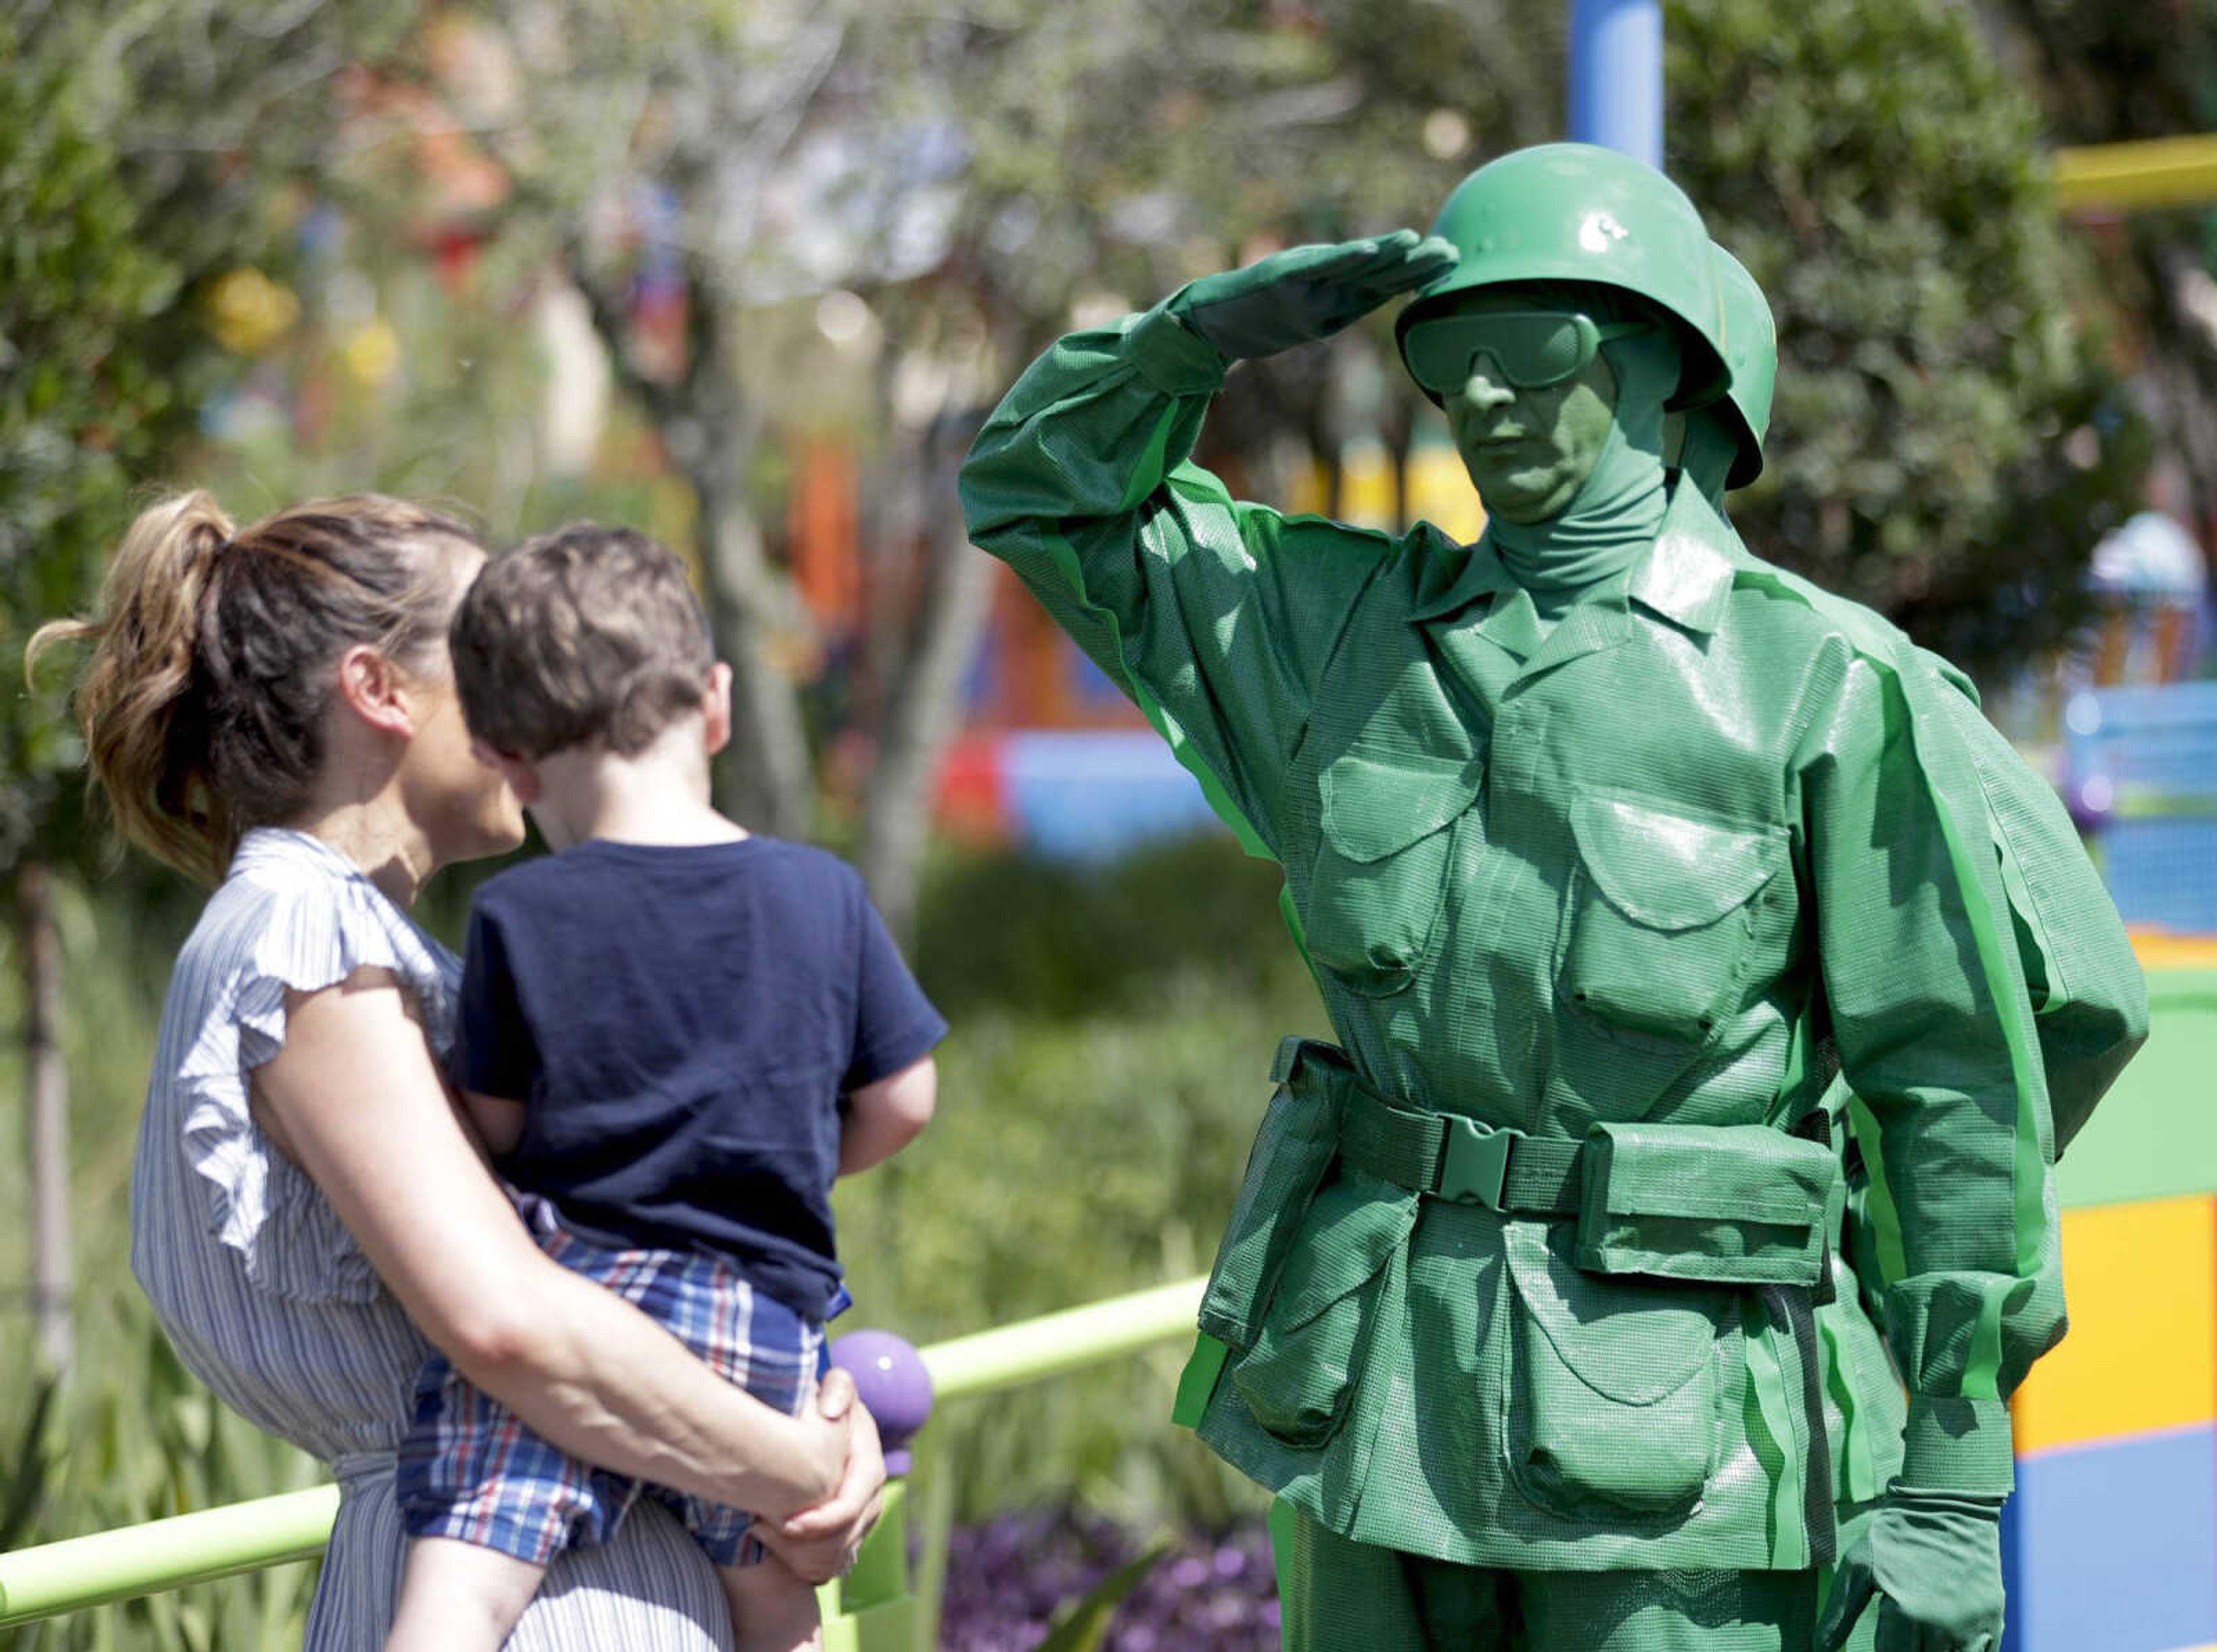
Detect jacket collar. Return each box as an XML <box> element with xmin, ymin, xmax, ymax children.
<box><xmin>1409</xmin><ymin>478</ymin><xmax>1736</xmax><ymax>638</ymax></box>
<box><xmin>1626</xmin><ymin>480</ymin><xmax>1737</xmax><ymax>637</ymax></box>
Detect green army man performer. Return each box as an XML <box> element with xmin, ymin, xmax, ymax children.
<box><xmin>958</xmin><ymin>144</ymin><xmax>2146</xmax><ymax>1650</ymax></box>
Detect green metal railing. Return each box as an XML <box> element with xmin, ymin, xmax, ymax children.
<box><xmin>0</xmin><ymin>1274</ymin><xmax>1207</xmax><ymax>1636</ymax></box>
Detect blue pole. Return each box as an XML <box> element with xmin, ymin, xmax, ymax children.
<box><xmin>1568</xmin><ymin>0</ymin><xmax>1663</xmax><ymax>169</ymax></box>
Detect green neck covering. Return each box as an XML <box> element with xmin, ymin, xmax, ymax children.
<box><xmin>1490</xmin><ymin>327</ymin><xmax>1681</xmax><ymax>609</ymax></box>
<box><xmin>1676</xmin><ymin>411</ymin><xmax>1740</xmax><ymax>512</ymax></box>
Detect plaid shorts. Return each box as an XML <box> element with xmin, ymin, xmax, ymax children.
<box><xmin>396</xmin><ymin>1202</ymin><xmax>823</xmax><ymax>1569</ymax></box>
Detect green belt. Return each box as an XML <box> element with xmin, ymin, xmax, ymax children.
<box><xmin>1275</xmin><ymin>1038</ymin><xmax>1843</xmax><ymax>1306</ymax></box>
<box><xmin>1276</xmin><ymin>1038</ymin><xmax>1584</xmax><ymax>1216</ymax></box>
<box><xmin>1341</xmin><ymin>1089</ymin><xmax>1583</xmax><ymax>1214</ymax></box>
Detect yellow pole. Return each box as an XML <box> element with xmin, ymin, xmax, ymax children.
<box><xmin>923</xmin><ymin>1276</ymin><xmax>1205</xmax><ymax>1400</ymax></box>
<box><xmin>0</xmin><ymin>1275</ymin><xmax>1212</xmax><ymax>1628</ymax></box>
<box><xmin>2054</xmin><ymin>135</ymin><xmax>2217</xmax><ymax>212</ymax></box>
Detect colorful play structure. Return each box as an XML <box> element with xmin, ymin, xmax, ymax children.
<box><xmin>1999</xmin><ymin>682</ymin><xmax>2217</xmax><ymax>1652</ymax></box>
<box><xmin>2003</xmin><ymin>946</ymin><xmax>2217</xmax><ymax>1652</ymax></box>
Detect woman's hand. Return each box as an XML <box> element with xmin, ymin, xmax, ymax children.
<box><xmin>760</xmin><ymin>1370</ymin><xmax>888</xmax><ymax>1584</ymax></box>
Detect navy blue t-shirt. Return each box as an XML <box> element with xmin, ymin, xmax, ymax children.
<box><xmin>449</xmin><ymin>837</ymin><xmax>946</xmax><ymax>1320</ymax></box>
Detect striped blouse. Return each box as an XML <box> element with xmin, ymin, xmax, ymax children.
<box><xmin>130</xmin><ymin>828</ymin><xmax>731</xmax><ymax>1649</ymax></box>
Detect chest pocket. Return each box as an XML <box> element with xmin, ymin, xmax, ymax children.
<box><xmin>1558</xmin><ymin>793</ymin><xmax>1783</xmax><ymax>1041</ymax></box>
<box><xmin>1307</xmin><ymin>751</ymin><xmax>1484</xmax><ymax>997</ymax></box>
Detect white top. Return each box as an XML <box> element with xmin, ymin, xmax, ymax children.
<box><xmin>130</xmin><ymin>828</ymin><xmax>731</xmax><ymax>1649</ymax></box>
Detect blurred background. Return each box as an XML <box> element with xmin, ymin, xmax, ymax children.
<box><xmin>5</xmin><ymin>1</ymin><xmax>2217</xmax><ymax>1647</ymax></box>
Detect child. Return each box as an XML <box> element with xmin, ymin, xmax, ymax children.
<box><xmin>386</xmin><ymin>524</ymin><xmax>944</xmax><ymax>1652</ymax></box>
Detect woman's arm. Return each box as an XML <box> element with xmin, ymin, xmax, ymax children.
<box><xmin>251</xmin><ymin>965</ymin><xmax>882</xmax><ymax>1534</ymax></box>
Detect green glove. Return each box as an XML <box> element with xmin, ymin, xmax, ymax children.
<box><xmin>1816</xmin><ymin>1487</ymin><xmax>2007</xmax><ymax>1652</ymax></box>
<box><xmin>1167</xmin><ymin>231</ymin><xmax>1458</xmax><ymax>363</ymax></box>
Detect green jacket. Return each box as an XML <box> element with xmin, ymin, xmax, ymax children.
<box><xmin>960</xmin><ymin>299</ymin><xmax>2109</xmax><ymax>1571</ymax></box>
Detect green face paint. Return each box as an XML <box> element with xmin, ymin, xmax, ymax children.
<box><xmin>1435</xmin><ymin>289</ymin><xmax>1622</xmax><ymax>524</ymax></box>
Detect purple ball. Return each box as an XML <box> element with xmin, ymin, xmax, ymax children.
<box><xmin>830</xmin><ymin>1329</ymin><xmax>934</xmax><ymax>1474</ymax></box>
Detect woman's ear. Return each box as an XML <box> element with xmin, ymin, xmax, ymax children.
<box><xmin>702</xmin><ymin>662</ymin><xmax>734</xmax><ymax>758</ymax></box>
<box><xmin>333</xmin><ymin>645</ymin><xmax>415</xmax><ymax>738</ymax></box>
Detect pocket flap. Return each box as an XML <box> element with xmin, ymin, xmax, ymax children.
<box><xmin>1320</xmin><ymin>752</ymin><xmax>1484</xmax><ymax>864</ymax></box>
<box><xmin>1266</xmin><ymin>1178</ymin><xmax>1419</xmax><ymax>1332</ymax></box>
<box><xmin>1586</xmin><ymin>1122</ymin><xmax>1840</xmax><ymax>1224</ymax></box>
<box><xmin>1503</xmin><ymin>1222</ymin><xmax>1725</xmax><ymax>1404</ymax></box>
<box><xmin>1569</xmin><ymin>795</ymin><xmax>1780</xmax><ymax>930</ymax></box>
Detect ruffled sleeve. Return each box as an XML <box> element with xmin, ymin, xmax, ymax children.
<box><xmin>164</xmin><ymin>830</ymin><xmax>462</xmax><ymax>1304</ymax></box>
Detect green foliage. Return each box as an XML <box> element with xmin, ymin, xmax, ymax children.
<box><xmin>0</xmin><ymin>859</ymin><xmax>305</xmax><ymax>1650</ymax></box>
<box><xmin>1</xmin><ymin>0</ymin><xmax>424</xmax><ymax>881</ymax></box>
<box><xmin>1667</xmin><ymin>0</ymin><xmax>2139</xmax><ymax>675</ymax></box>
<box><xmin>0</xmin><ymin>1293</ymin><xmax>325</xmax><ymax>1652</ymax></box>
<box><xmin>0</xmin><ymin>21</ymin><xmax>189</xmax><ymax>877</ymax></box>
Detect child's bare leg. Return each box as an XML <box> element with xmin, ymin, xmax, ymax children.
<box><xmin>720</xmin><ymin>1552</ymin><xmax>823</xmax><ymax>1652</ymax></box>
<box><xmin>386</xmin><ymin>1535</ymin><xmax>546</xmax><ymax>1652</ymax></box>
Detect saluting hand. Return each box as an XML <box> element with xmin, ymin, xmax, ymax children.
<box><xmin>1168</xmin><ymin>230</ymin><xmax>1458</xmax><ymax>363</ymax></box>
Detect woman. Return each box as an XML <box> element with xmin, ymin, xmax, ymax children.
<box><xmin>29</xmin><ymin>491</ymin><xmax>883</xmax><ymax>1648</ymax></box>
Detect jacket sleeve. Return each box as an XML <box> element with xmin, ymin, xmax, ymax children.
<box><xmin>1798</xmin><ymin>642</ymin><xmax>2065</xmax><ymax>1497</ymax></box>
<box><xmin>957</xmin><ymin>298</ymin><xmax>1391</xmax><ymax>859</ymax></box>
<box><xmin>1928</xmin><ymin>675</ymin><xmax>2149</xmax><ymax>1151</ymax></box>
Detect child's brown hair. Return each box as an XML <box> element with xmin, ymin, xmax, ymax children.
<box><xmin>448</xmin><ymin>523</ymin><xmax>714</xmax><ymax>761</ymax></box>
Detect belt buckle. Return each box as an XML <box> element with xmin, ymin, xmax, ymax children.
<box><xmin>1436</xmin><ymin>1114</ymin><xmax>1514</xmax><ymax>1211</ymax></box>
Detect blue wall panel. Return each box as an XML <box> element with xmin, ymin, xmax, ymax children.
<box><xmin>2007</xmin><ymin>1424</ymin><xmax>2217</xmax><ymax>1652</ymax></box>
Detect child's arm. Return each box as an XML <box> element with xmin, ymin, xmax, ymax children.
<box><xmin>449</xmin><ymin>897</ymin><xmax>535</xmax><ymax>1164</ymax></box>
<box><xmin>838</xmin><ymin>1054</ymin><xmax>936</xmax><ymax>1176</ymax></box>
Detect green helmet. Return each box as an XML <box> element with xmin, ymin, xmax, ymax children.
<box><xmin>1395</xmin><ymin>142</ymin><xmax>1730</xmax><ymax>412</ymax></box>
<box><xmin>1705</xmin><ymin>243</ymin><xmax>1776</xmax><ymax>489</ymax></box>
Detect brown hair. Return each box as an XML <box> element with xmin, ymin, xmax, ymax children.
<box><xmin>25</xmin><ymin>491</ymin><xmax>480</xmax><ymax>883</ymax></box>
<box><xmin>448</xmin><ymin>523</ymin><xmax>714</xmax><ymax>763</ymax></box>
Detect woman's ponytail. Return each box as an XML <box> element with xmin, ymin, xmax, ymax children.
<box><xmin>27</xmin><ymin>491</ymin><xmax>238</xmax><ymax>882</ymax></box>
<box><xmin>27</xmin><ymin>490</ymin><xmax>478</xmax><ymax>885</ymax></box>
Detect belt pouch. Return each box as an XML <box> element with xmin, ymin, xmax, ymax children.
<box><xmin>1197</xmin><ymin>1039</ymin><xmax>1348</xmax><ymax>1351</ymax></box>
<box><xmin>1574</xmin><ymin>1121</ymin><xmax>1843</xmax><ymax>1288</ymax></box>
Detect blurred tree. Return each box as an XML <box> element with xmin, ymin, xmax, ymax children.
<box><xmin>3</xmin><ymin>0</ymin><xmax>414</xmax><ymax>1380</ymax></box>
<box><xmin>932</xmin><ymin>0</ymin><xmax>2131</xmax><ymax>680</ymax></box>
<box><xmin>374</xmin><ymin>0</ymin><xmax>2133</xmax><ymax>932</ymax></box>
<box><xmin>376</xmin><ymin>1</ymin><xmax>1003</xmax><ymax>936</ymax></box>
<box><xmin>1988</xmin><ymin>1</ymin><xmax>2217</xmax><ymax>567</ymax></box>
<box><xmin>1672</xmin><ymin>0</ymin><xmax>2143</xmax><ymax>677</ymax></box>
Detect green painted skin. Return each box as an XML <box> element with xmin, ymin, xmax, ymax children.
<box><xmin>959</xmin><ymin>146</ymin><xmax>2134</xmax><ymax>1648</ymax></box>
<box><xmin>1432</xmin><ymin>288</ymin><xmax>1630</xmax><ymax>527</ymax></box>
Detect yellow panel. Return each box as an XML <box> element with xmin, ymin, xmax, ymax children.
<box><xmin>2133</xmin><ymin>930</ymin><xmax>2217</xmax><ymax>971</ymax></box>
<box><xmin>1339</xmin><ymin>439</ymin><xmax>1399</xmax><ymax>532</ymax></box>
<box><xmin>2013</xmin><ymin>1196</ymin><xmax>2216</xmax><ymax>1453</ymax></box>
<box><xmin>1404</xmin><ymin>445</ymin><xmax>1488</xmax><ymax>545</ymax></box>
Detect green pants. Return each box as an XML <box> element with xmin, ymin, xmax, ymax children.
<box><xmin>1276</xmin><ymin>1504</ymin><xmax>1880</xmax><ymax>1652</ymax></box>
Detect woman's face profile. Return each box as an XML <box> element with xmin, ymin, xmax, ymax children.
<box><xmin>397</xmin><ymin>547</ymin><xmax>527</xmax><ymax>867</ymax></box>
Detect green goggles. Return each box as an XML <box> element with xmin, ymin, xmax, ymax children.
<box><xmin>1402</xmin><ymin>310</ymin><xmax>1647</xmax><ymax>396</ymax></box>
